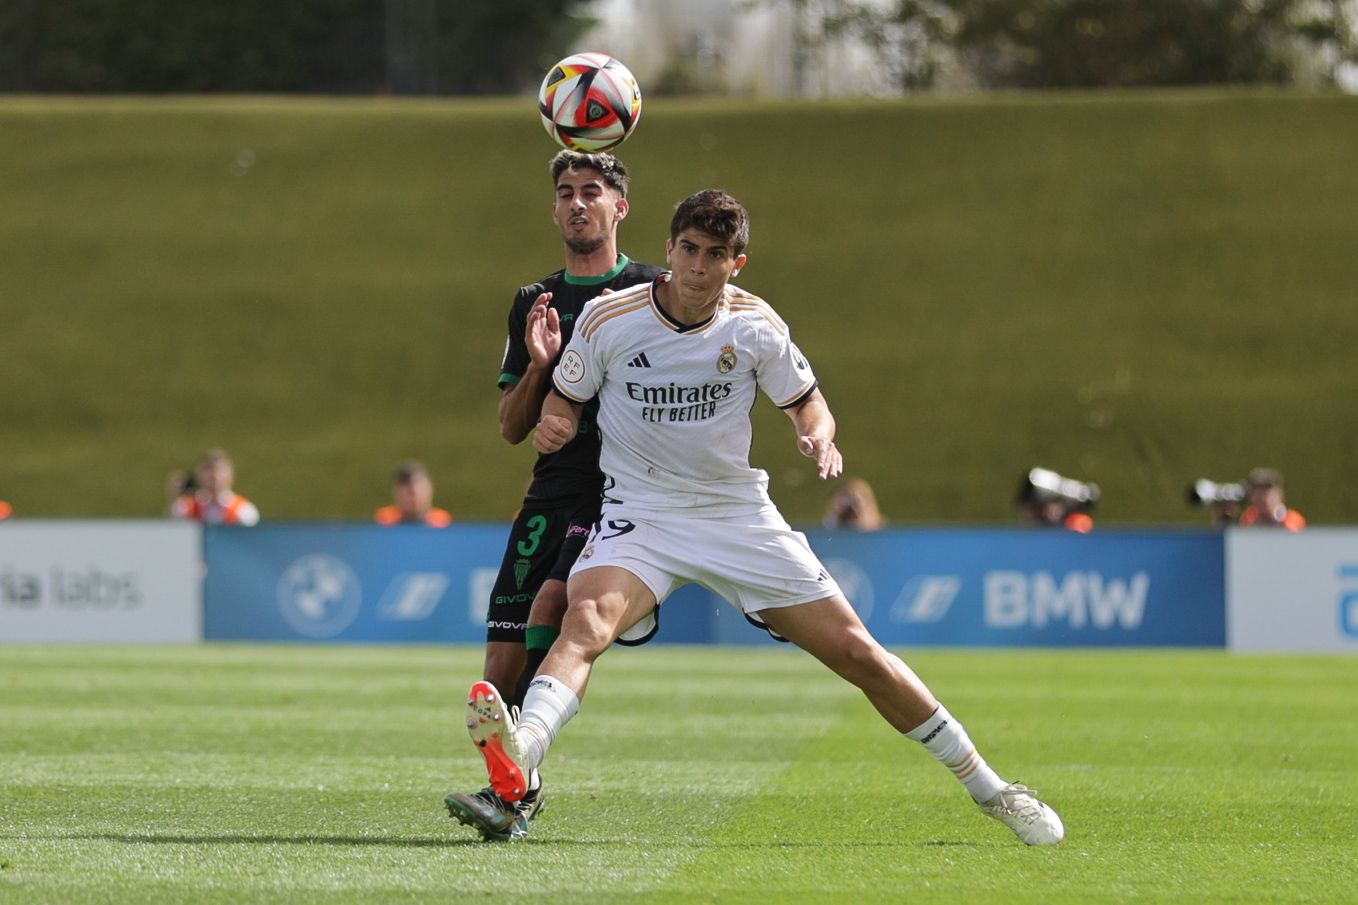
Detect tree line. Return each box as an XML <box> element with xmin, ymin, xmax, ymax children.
<box><xmin>1</xmin><ymin>1</ymin><xmax>1354</xmax><ymax>95</ymax></box>
<box><xmin>0</xmin><ymin>0</ymin><xmax>591</xmax><ymax>94</ymax></box>
<box><xmin>807</xmin><ymin>0</ymin><xmax>1357</xmax><ymax>90</ymax></box>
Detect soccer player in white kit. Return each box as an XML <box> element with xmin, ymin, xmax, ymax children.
<box><xmin>461</xmin><ymin>189</ymin><xmax>1064</xmax><ymax>845</ymax></box>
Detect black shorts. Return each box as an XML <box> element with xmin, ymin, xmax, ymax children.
<box><xmin>485</xmin><ymin>496</ymin><xmax>601</xmax><ymax>643</ymax></box>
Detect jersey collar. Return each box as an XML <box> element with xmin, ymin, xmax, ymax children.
<box><xmin>564</xmin><ymin>254</ymin><xmax>631</xmax><ymax>286</ymax></box>
<box><xmin>649</xmin><ymin>273</ymin><xmax>721</xmax><ymax>334</ymax></box>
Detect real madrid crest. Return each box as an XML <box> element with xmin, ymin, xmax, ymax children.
<box><xmin>716</xmin><ymin>344</ymin><xmax>737</xmax><ymax>373</ymax></box>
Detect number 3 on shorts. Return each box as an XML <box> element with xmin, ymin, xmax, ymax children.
<box><xmin>517</xmin><ymin>514</ymin><xmax>548</xmax><ymax>557</ymax></box>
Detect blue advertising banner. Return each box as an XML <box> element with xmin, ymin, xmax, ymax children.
<box><xmin>204</xmin><ymin>525</ymin><xmax>1225</xmax><ymax>647</ymax></box>
<box><xmin>204</xmin><ymin>524</ymin><xmax>506</xmax><ymax>642</ymax></box>
<box><xmin>797</xmin><ymin>528</ymin><xmax>1225</xmax><ymax>648</ymax></box>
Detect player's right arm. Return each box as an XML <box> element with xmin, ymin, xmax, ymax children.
<box><xmin>497</xmin><ymin>293</ymin><xmax>561</xmax><ymax>444</ymax></box>
<box><xmin>498</xmin><ymin>365</ymin><xmax>550</xmax><ymax>444</ymax></box>
<box><xmin>534</xmin><ymin>391</ymin><xmax>581</xmax><ymax>454</ymax></box>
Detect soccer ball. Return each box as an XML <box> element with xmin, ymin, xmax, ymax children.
<box><xmin>538</xmin><ymin>53</ymin><xmax>642</xmax><ymax>153</ymax></box>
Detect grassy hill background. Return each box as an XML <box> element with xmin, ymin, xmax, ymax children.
<box><xmin>1</xmin><ymin>91</ymin><xmax>1354</xmax><ymax>525</ymax></box>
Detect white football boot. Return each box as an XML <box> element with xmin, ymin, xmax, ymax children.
<box><xmin>978</xmin><ymin>782</ymin><xmax>1065</xmax><ymax>845</ymax></box>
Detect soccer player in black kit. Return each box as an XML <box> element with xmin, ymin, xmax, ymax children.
<box><xmin>445</xmin><ymin>150</ymin><xmax>663</xmax><ymax>841</ymax></box>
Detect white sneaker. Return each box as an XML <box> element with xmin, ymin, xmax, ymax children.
<box><xmin>466</xmin><ymin>681</ymin><xmax>530</xmax><ymax>802</ymax></box>
<box><xmin>978</xmin><ymin>783</ymin><xmax>1065</xmax><ymax>845</ymax></box>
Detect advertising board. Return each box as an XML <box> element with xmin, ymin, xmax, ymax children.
<box><xmin>1226</xmin><ymin>528</ymin><xmax>1358</xmax><ymax>652</ymax></box>
<box><xmin>1</xmin><ymin>520</ymin><xmax>201</xmax><ymax>643</ymax></box>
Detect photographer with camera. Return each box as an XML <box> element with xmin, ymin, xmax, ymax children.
<box><xmin>169</xmin><ymin>449</ymin><xmax>259</xmax><ymax>526</ymax></box>
<box><xmin>1188</xmin><ymin>467</ymin><xmax>1305</xmax><ymax>531</ymax></box>
<box><xmin>1016</xmin><ymin>467</ymin><xmax>1098</xmax><ymax>533</ymax></box>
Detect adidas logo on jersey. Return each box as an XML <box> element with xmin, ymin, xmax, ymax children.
<box><xmin>626</xmin><ymin>352</ymin><xmax>653</xmax><ymax>368</ymax></box>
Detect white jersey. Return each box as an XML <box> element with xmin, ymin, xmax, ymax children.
<box><xmin>552</xmin><ymin>274</ymin><xmax>818</xmax><ymax>514</ymax></box>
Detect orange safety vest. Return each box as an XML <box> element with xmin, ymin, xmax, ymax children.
<box><xmin>1239</xmin><ymin>505</ymin><xmax>1306</xmax><ymax>532</ymax></box>
<box><xmin>173</xmin><ymin>492</ymin><xmax>258</xmax><ymax>525</ymax></box>
<box><xmin>1063</xmin><ymin>512</ymin><xmax>1094</xmax><ymax>533</ymax></box>
<box><xmin>374</xmin><ymin>505</ymin><xmax>453</xmax><ymax>528</ymax></box>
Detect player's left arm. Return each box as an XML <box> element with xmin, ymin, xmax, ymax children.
<box><xmin>784</xmin><ymin>389</ymin><xmax>843</xmax><ymax>480</ymax></box>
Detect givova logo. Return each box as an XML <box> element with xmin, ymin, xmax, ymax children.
<box><xmin>985</xmin><ymin>571</ymin><xmax>1150</xmax><ymax>630</ymax></box>
<box><xmin>277</xmin><ymin>554</ymin><xmax>362</xmax><ymax>638</ymax></box>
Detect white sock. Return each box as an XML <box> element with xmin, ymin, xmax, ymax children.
<box><xmin>517</xmin><ymin>675</ymin><xmax>580</xmax><ymax>771</ymax></box>
<box><xmin>904</xmin><ymin>703</ymin><xmax>1008</xmax><ymax>803</ymax></box>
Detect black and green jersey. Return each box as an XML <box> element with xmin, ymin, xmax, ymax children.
<box><xmin>499</xmin><ymin>254</ymin><xmax>664</xmax><ymax>504</ymax></box>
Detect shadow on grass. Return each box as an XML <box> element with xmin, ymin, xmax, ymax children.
<box><xmin>4</xmin><ymin>832</ymin><xmax>981</xmax><ymax>850</ymax></box>
<box><xmin>11</xmin><ymin>833</ymin><xmax>477</xmax><ymax>848</ymax></box>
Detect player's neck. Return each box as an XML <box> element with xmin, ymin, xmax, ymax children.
<box><xmin>563</xmin><ymin>241</ymin><xmax>622</xmax><ymax>279</ymax></box>
<box><xmin>655</xmin><ymin>275</ymin><xmax>721</xmax><ymax>326</ymax></box>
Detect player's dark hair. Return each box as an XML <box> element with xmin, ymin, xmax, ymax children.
<box><xmin>549</xmin><ymin>150</ymin><xmax>630</xmax><ymax>198</ymax></box>
<box><xmin>670</xmin><ymin>190</ymin><xmax>750</xmax><ymax>255</ymax></box>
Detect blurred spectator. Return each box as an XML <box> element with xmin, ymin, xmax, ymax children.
<box><xmin>375</xmin><ymin>461</ymin><xmax>452</xmax><ymax>527</ymax></box>
<box><xmin>1016</xmin><ymin>467</ymin><xmax>1097</xmax><ymax>533</ymax></box>
<box><xmin>0</xmin><ymin>499</ymin><xmax>11</xmax><ymax>521</ymax></box>
<box><xmin>823</xmin><ymin>477</ymin><xmax>884</xmax><ymax>531</ymax></box>
<box><xmin>169</xmin><ymin>449</ymin><xmax>259</xmax><ymax>526</ymax></box>
<box><xmin>1238</xmin><ymin>467</ymin><xmax>1306</xmax><ymax>532</ymax></box>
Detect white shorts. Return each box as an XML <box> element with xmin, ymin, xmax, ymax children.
<box><xmin>570</xmin><ymin>505</ymin><xmax>842</xmax><ymax>621</ymax></box>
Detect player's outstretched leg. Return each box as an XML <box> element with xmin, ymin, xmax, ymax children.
<box><xmin>758</xmin><ymin>597</ymin><xmax>1065</xmax><ymax>845</ymax></box>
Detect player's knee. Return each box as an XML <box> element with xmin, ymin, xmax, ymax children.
<box><xmin>831</xmin><ymin>631</ymin><xmax>891</xmax><ymax>685</ymax></box>
<box><xmin>559</xmin><ymin>597</ymin><xmax>615</xmax><ymax>656</ymax></box>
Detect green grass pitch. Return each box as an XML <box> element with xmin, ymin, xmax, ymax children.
<box><xmin>2</xmin><ymin>644</ymin><xmax>1355</xmax><ymax>903</ymax></box>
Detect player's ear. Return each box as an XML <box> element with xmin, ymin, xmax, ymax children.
<box><xmin>732</xmin><ymin>253</ymin><xmax>748</xmax><ymax>276</ymax></box>
<box><xmin>665</xmin><ymin>238</ymin><xmax>674</xmax><ymax>263</ymax></box>
<box><xmin>615</xmin><ymin>198</ymin><xmax>629</xmax><ymax>220</ymax></box>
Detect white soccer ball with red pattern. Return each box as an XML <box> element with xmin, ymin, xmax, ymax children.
<box><xmin>538</xmin><ymin>53</ymin><xmax>642</xmax><ymax>153</ymax></box>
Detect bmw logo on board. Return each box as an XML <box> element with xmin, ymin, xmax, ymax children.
<box><xmin>277</xmin><ymin>554</ymin><xmax>362</xmax><ymax>639</ymax></box>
